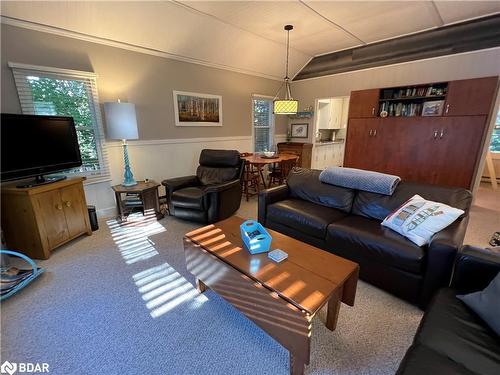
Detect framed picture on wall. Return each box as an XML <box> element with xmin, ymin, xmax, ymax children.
<box><xmin>421</xmin><ymin>100</ymin><xmax>444</xmax><ymax>117</ymax></box>
<box><xmin>291</xmin><ymin>123</ymin><xmax>308</xmax><ymax>138</ymax></box>
<box><xmin>173</xmin><ymin>90</ymin><xmax>223</xmax><ymax>126</ymax></box>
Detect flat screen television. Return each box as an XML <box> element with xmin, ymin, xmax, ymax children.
<box><xmin>1</xmin><ymin>113</ymin><xmax>82</xmax><ymax>187</ymax></box>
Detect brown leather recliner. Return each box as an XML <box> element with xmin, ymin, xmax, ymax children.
<box><xmin>162</xmin><ymin>149</ymin><xmax>244</xmax><ymax>224</ymax></box>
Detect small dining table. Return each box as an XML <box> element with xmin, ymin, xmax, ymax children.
<box><xmin>241</xmin><ymin>153</ymin><xmax>298</xmax><ymax>189</ymax></box>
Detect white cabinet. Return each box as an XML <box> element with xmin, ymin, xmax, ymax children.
<box><xmin>317</xmin><ymin>99</ymin><xmax>344</xmax><ymax>130</ymax></box>
<box><xmin>313</xmin><ymin>143</ymin><xmax>345</xmax><ymax>170</ymax></box>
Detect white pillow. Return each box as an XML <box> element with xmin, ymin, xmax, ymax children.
<box><xmin>381</xmin><ymin>194</ymin><xmax>464</xmax><ymax>246</ymax></box>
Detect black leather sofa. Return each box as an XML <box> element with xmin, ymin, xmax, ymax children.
<box><xmin>162</xmin><ymin>149</ymin><xmax>244</xmax><ymax>224</ymax></box>
<box><xmin>397</xmin><ymin>245</ymin><xmax>500</xmax><ymax>374</ymax></box>
<box><xmin>258</xmin><ymin>168</ymin><xmax>472</xmax><ymax>307</ymax></box>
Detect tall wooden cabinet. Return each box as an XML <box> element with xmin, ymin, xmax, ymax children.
<box><xmin>1</xmin><ymin>177</ymin><xmax>92</xmax><ymax>259</ymax></box>
<box><xmin>344</xmin><ymin>77</ymin><xmax>498</xmax><ymax>189</ymax></box>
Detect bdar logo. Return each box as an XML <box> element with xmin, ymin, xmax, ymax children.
<box><xmin>0</xmin><ymin>361</ymin><xmax>17</xmax><ymax>375</ymax></box>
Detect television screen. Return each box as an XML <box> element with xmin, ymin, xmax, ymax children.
<box><xmin>1</xmin><ymin>113</ymin><xmax>82</xmax><ymax>181</ymax></box>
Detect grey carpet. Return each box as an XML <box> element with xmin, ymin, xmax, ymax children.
<box><xmin>1</xmin><ymin>208</ymin><xmax>422</xmax><ymax>375</ymax></box>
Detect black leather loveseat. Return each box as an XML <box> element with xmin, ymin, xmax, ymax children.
<box><xmin>397</xmin><ymin>245</ymin><xmax>500</xmax><ymax>374</ymax></box>
<box><xmin>258</xmin><ymin>168</ymin><xmax>472</xmax><ymax>307</ymax></box>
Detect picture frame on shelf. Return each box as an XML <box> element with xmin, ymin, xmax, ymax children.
<box><xmin>290</xmin><ymin>123</ymin><xmax>308</xmax><ymax>138</ymax></box>
<box><xmin>173</xmin><ymin>90</ymin><xmax>222</xmax><ymax>126</ymax></box>
<box><xmin>422</xmin><ymin>100</ymin><xmax>445</xmax><ymax>117</ymax></box>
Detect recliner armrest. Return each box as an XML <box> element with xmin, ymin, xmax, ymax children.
<box><xmin>258</xmin><ymin>185</ymin><xmax>289</xmax><ymax>225</ymax></box>
<box><xmin>162</xmin><ymin>175</ymin><xmax>199</xmax><ymax>193</ymax></box>
<box><xmin>451</xmin><ymin>245</ymin><xmax>500</xmax><ymax>294</ymax></box>
<box><xmin>205</xmin><ymin>179</ymin><xmax>240</xmax><ymax>193</ymax></box>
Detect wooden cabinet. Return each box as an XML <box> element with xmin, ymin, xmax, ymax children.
<box><xmin>277</xmin><ymin>142</ymin><xmax>313</xmax><ymax>168</ymax></box>
<box><xmin>344</xmin><ymin>118</ymin><xmax>384</xmax><ymax>171</ymax></box>
<box><xmin>445</xmin><ymin>77</ymin><xmax>498</xmax><ymax>116</ymax></box>
<box><xmin>348</xmin><ymin>89</ymin><xmax>379</xmax><ymax>118</ymax></box>
<box><xmin>344</xmin><ymin>76</ymin><xmax>498</xmax><ymax>189</ymax></box>
<box><xmin>1</xmin><ymin>178</ymin><xmax>92</xmax><ymax>259</ymax></box>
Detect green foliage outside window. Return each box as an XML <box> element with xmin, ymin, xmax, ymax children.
<box><xmin>490</xmin><ymin>110</ymin><xmax>500</xmax><ymax>152</ymax></box>
<box><xmin>27</xmin><ymin>76</ymin><xmax>100</xmax><ymax>171</ymax></box>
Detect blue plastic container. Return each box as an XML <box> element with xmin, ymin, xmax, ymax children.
<box><xmin>240</xmin><ymin>220</ymin><xmax>272</xmax><ymax>254</ymax></box>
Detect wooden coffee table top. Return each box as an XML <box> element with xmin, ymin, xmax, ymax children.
<box><xmin>185</xmin><ymin>216</ymin><xmax>359</xmax><ymax>315</ymax></box>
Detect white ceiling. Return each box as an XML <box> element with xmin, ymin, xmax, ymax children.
<box><xmin>1</xmin><ymin>1</ymin><xmax>499</xmax><ymax>80</ymax></box>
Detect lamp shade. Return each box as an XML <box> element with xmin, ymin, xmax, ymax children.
<box><xmin>274</xmin><ymin>100</ymin><xmax>298</xmax><ymax>115</ymax></box>
<box><xmin>104</xmin><ymin>102</ymin><xmax>139</xmax><ymax>140</ymax></box>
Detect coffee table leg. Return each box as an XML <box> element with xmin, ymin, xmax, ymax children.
<box><xmin>290</xmin><ymin>354</ymin><xmax>305</xmax><ymax>375</ymax></box>
<box><xmin>326</xmin><ymin>286</ymin><xmax>343</xmax><ymax>331</ymax></box>
<box><xmin>196</xmin><ymin>278</ymin><xmax>207</xmax><ymax>293</ymax></box>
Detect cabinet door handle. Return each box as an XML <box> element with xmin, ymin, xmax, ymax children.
<box><xmin>445</xmin><ymin>104</ymin><xmax>450</xmax><ymax>114</ymax></box>
<box><xmin>65</xmin><ymin>201</ymin><xmax>72</xmax><ymax>207</ymax></box>
<box><xmin>373</xmin><ymin>129</ymin><xmax>377</xmax><ymax>137</ymax></box>
<box><xmin>439</xmin><ymin>129</ymin><xmax>444</xmax><ymax>139</ymax></box>
<box><xmin>433</xmin><ymin>130</ymin><xmax>438</xmax><ymax>139</ymax></box>
<box><xmin>56</xmin><ymin>203</ymin><xmax>63</xmax><ymax>210</ymax></box>
<box><xmin>371</xmin><ymin>107</ymin><xmax>375</xmax><ymax>115</ymax></box>
<box><xmin>369</xmin><ymin>129</ymin><xmax>373</xmax><ymax>136</ymax></box>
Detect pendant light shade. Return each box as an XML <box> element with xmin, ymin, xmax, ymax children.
<box><xmin>273</xmin><ymin>25</ymin><xmax>298</xmax><ymax>115</ymax></box>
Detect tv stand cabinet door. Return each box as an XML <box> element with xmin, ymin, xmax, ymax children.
<box><xmin>61</xmin><ymin>183</ymin><xmax>92</xmax><ymax>238</ymax></box>
<box><xmin>33</xmin><ymin>189</ymin><xmax>69</xmax><ymax>249</ymax></box>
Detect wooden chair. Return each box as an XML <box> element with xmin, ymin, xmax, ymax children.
<box><xmin>269</xmin><ymin>154</ymin><xmax>299</xmax><ymax>187</ymax></box>
<box><xmin>240</xmin><ymin>152</ymin><xmax>260</xmax><ymax>201</ymax></box>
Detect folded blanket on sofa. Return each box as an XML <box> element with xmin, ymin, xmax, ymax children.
<box><xmin>319</xmin><ymin>167</ymin><xmax>401</xmax><ymax>195</ymax></box>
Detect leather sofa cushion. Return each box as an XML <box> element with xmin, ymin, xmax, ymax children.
<box><xmin>352</xmin><ymin>181</ymin><xmax>472</xmax><ymax>221</ymax></box>
<box><xmin>396</xmin><ymin>344</ymin><xmax>475</xmax><ymax>374</ymax></box>
<box><xmin>287</xmin><ymin>168</ymin><xmax>355</xmax><ymax>213</ymax></box>
<box><xmin>171</xmin><ymin>187</ymin><xmax>207</xmax><ymax>210</ymax></box>
<box><xmin>327</xmin><ymin>215</ymin><xmax>425</xmax><ymax>274</ymax></box>
<box><xmin>267</xmin><ymin>199</ymin><xmax>347</xmax><ymax>239</ymax></box>
<box><xmin>196</xmin><ymin>165</ymin><xmax>238</xmax><ymax>185</ymax></box>
<box><xmin>413</xmin><ymin>288</ymin><xmax>500</xmax><ymax>375</ymax></box>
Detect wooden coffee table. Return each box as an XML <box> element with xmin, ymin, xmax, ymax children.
<box><xmin>183</xmin><ymin>216</ymin><xmax>359</xmax><ymax>375</ymax></box>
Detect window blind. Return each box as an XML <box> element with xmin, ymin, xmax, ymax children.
<box><xmin>9</xmin><ymin>63</ymin><xmax>110</xmax><ymax>180</ymax></box>
<box><xmin>253</xmin><ymin>97</ymin><xmax>274</xmax><ymax>153</ymax></box>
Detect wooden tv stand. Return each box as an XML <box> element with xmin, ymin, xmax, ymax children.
<box><xmin>1</xmin><ymin>177</ymin><xmax>92</xmax><ymax>259</ymax></box>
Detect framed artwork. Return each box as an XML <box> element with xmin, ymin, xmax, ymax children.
<box><xmin>173</xmin><ymin>90</ymin><xmax>222</xmax><ymax>126</ymax></box>
<box><xmin>421</xmin><ymin>100</ymin><xmax>444</xmax><ymax>117</ymax></box>
<box><xmin>291</xmin><ymin>123</ymin><xmax>308</xmax><ymax>138</ymax></box>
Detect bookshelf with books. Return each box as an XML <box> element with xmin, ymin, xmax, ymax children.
<box><xmin>378</xmin><ymin>83</ymin><xmax>448</xmax><ymax>117</ymax></box>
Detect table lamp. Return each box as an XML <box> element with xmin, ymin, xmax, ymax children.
<box><xmin>104</xmin><ymin>100</ymin><xmax>139</xmax><ymax>186</ymax></box>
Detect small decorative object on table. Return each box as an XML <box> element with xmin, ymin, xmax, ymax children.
<box><xmin>240</xmin><ymin>220</ymin><xmax>272</xmax><ymax>254</ymax></box>
<box><xmin>268</xmin><ymin>249</ymin><xmax>288</xmax><ymax>263</ymax></box>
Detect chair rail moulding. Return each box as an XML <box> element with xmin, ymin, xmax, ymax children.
<box><xmin>105</xmin><ymin>136</ymin><xmax>253</xmax><ymax>148</ymax></box>
<box><xmin>173</xmin><ymin>90</ymin><xmax>223</xmax><ymax>127</ymax></box>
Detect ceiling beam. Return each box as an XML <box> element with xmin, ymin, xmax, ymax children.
<box><xmin>294</xmin><ymin>14</ymin><xmax>500</xmax><ymax>81</ymax></box>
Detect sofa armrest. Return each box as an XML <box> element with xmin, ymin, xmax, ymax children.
<box><xmin>419</xmin><ymin>217</ymin><xmax>469</xmax><ymax>307</ymax></box>
<box><xmin>258</xmin><ymin>185</ymin><xmax>289</xmax><ymax>225</ymax></box>
<box><xmin>162</xmin><ymin>175</ymin><xmax>199</xmax><ymax>193</ymax></box>
<box><xmin>205</xmin><ymin>179</ymin><xmax>240</xmax><ymax>193</ymax></box>
<box><xmin>451</xmin><ymin>245</ymin><xmax>500</xmax><ymax>294</ymax></box>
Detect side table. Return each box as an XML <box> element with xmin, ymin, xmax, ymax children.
<box><xmin>112</xmin><ymin>180</ymin><xmax>163</xmax><ymax>221</ymax></box>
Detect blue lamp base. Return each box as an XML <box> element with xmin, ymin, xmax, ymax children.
<box><xmin>121</xmin><ymin>142</ymin><xmax>137</xmax><ymax>187</ymax></box>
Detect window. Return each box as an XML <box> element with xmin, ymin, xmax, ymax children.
<box><xmin>10</xmin><ymin>63</ymin><xmax>109</xmax><ymax>180</ymax></box>
<box><xmin>490</xmin><ymin>109</ymin><xmax>500</xmax><ymax>153</ymax></box>
<box><xmin>252</xmin><ymin>96</ymin><xmax>274</xmax><ymax>152</ymax></box>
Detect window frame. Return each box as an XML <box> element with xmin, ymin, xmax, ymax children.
<box><xmin>251</xmin><ymin>94</ymin><xmax>275</xmax><ymax>153</ymax></box>
<box><xmin>9</xmin><ymin>62</ymin><xmax>110</xmax><ymax>182</ymax></box>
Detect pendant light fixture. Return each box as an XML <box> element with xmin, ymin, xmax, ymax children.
<box><xmin>273</xmin><ymin>24</ymin><xmax>298</xmax><ymax>115</ymax></box>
